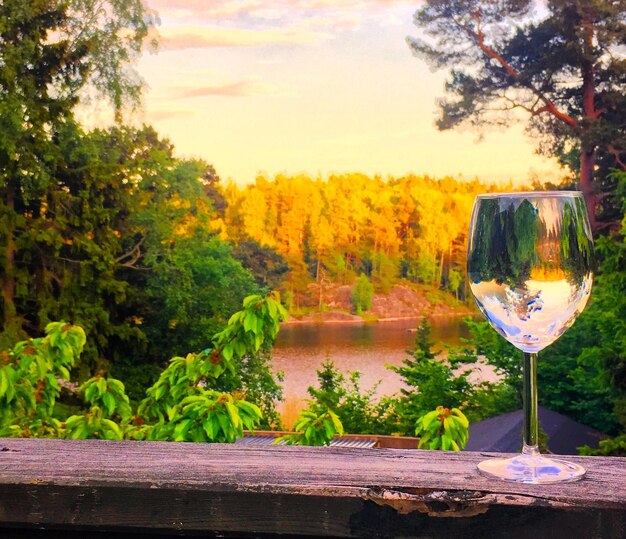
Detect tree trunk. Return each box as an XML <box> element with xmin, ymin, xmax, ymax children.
<box><xmin>579</xmin><ymin>20</ymin><xmax>598</xmax><ymax>230</ymax></box>
<box><xmin>438</xmin><ymin>250</ymin><xmax>444</xmax><ymax>289</ymax></box>
<box><xmin>579</xmin><ymin>146</ymin><xmax>597</xmax><ymax>230</ymax></box>
<box><xmin>2</xmin><ymin>180</ymin><xmax>18</xmax><ymax>335</ymax></box>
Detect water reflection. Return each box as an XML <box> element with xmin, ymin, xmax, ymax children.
<box><xmin>272</xmin><ymin>318</ymin><xmax>473</xmax><ymax>399</ymax></box>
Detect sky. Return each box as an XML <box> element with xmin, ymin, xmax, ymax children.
<box><xmin>133</xmin><ymin>0</ymin><xmax>565</xmax><ymax>186</ymax></box>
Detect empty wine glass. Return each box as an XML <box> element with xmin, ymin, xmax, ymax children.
<box><xmin>467</xmin><ymin>191</ymin><xmax>594</xmax><ymax>483</ymax></box>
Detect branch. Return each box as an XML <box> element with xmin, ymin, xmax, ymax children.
<box><xmin>45</xmin><ymin>268</ymin><xmax>63</xmax><ymax>286</ymax></box>
<box><xmin>65</xmin><ymin>0</ymin><xmax>108</xmax><ymax>52</ymax></box>
<box><xmin>594</xmin><ymin>220</ymin><xmax>621</xmax><ymax>232</ymax></box>
<box><xmin>115</xmin><ymin>236</ymin><xmax>146</xmax><ymax>268</ymax></box>
<box><xmin>606</xmin><ymin>144</ymin><xmax>626</xmax><ymax>170</ymax></box>
<box><xmin>454</xmin><ymin>14</ymin><xmax>579</xmax><ymax>129</ymax></box>
<box><xmin>500</xmin><ymin>95</ymin><xmax>535</xmax><ymax>114</ymax></box>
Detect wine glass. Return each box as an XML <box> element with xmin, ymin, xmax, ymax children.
<box><xmin>467</xmin><ymin>191</ymin><xmax>594</xmax><ymax>483</ymax></box>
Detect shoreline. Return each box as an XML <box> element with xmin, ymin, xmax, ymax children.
<box><xmin>281</xmin><ymin>310</ymin><xmax>475</xmax><ymax>326</ymax></box>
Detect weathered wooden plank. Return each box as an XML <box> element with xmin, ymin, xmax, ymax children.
<box><xmin>0</xmin><ymin>438</ymin><xmax>624</xmax><ymax>538</ymax></box>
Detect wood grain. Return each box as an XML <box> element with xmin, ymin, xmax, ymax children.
<box><xmin>0</xmin><ymin>438</ymin><xmax>624</xmax><ymax>538</ymax></box>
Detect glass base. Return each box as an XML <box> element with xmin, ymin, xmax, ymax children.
<box><xmin>477</xmin><ymin>453</ymin><xmax>586</xmax><ymax>484</ymax></box>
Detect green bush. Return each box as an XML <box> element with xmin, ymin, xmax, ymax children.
<box><xmin>415</xmin><ymin>406</ymin><xmax>469</xmax><ymax>451</ymax></box>
<box><xmin>0</xmin><ymin>294</ymin><xmax>288</xmax><ymax>443</ymax></box>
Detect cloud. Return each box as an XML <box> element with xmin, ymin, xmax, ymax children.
<box><xmin>157</xmin><ymin>25</ymin><xmax>319</xmax><ymax>50</ymax></box>
<box><xmin>177</xmin><ymin>81</ymin><xmax>256</xmax><ymax>98</ymax></box>
<box><xmin>149</xmin><ymin>109</ymin><xmax>194</xmax><ymax>121</ymax></box>
<box><xmin>145</xmin><ymin>0</ymin><xmax>415</xmax><ymax>27</ymax></box>
<box><xmin>143</xmin><ymin>0</ymin><xmax>418</xmax><ymax>52</ymax></box>
<box><xmin>167</xmin><ymin>80</ymin><xmax>291</xmax><ymax>98</ymax></box>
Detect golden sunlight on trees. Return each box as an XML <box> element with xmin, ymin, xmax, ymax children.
<box><xmin>223</xmin><ymin>173</ymin><xmax>505</xmax><ymax>300</ymax></box>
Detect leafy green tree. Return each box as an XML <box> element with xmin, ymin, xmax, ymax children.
<box><xmin>0</xmin><ymin>0</ymin><xmax>155</xmax><ymax>344</ymax></box>
<box><xmin>408</xmin><ymin>0</ymin><xmax>626</xmax><ymax>228</ymax></box>
<box><xmin>338</xmin><ymin>371</ymin><xmax>388</xmax><ymax>435</ymax></box>
<box><xmin>0</xmin><ymin>322</ymin><xmax>86</xmax><ymax>437</ymax></box>
<box><xmin>540</xmin><ymin>172</ymin><xmax>626</xmax><ymax>437</ymax></box>
<box><xmin>232</xmin><ymin>239</ymin><xmax>290</xmax><ymax>291</ymax></box>
<box><xmin>351</xmin><ymin>273</ymin><xmax>374</xmax><ymax>314</ymax></box>
<box><xmin>0</xmin><ymin>294</ymin><xmax>288</xmax><ymax>442</ymax></box>
<box><xmin>447</xmin><ymin>268</ymin><xmax>463</xmax><ymax>300</ymax></box>
<box><xmin>0</xmin><ymin>115</ymin><xmax>257</xmax><ymax>384</ymax></box>
<box><xmin>228</xmin><ymin>349</ymin><xmax>284</xmax><ymax>430</ymax></box>
<box><xmin>274</xmin><ymin>359</ymin><xmax>348</xmax><ymax>445</ymax></box>
<box><xmin>388</xmin><ymin>318</ymin><xmax>474</xmax><ymax>433</ymax></box>
<box><xmin>302</xmin><ymin>359</ymin><xmax>399</xmax><ymax>435</ymax></box>
<box><xmin>307</xmin><ymin>359</ymin><xmax>346</xmax><ymax>411</ymax></box>
<box><xmin>445</xmin><ymin>320</ymin><xmax>522</xmax><ymax>421</ymax></box>
<box><xmin>141</xmin><ymin>231</ymin><xmax>260</xmax><ymax>359</ymax></box>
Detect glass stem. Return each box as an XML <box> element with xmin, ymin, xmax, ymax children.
<box><xmin>522</xmin><ymin>351</ymin><xmax>539</xmax><ymax>456</ymax></box>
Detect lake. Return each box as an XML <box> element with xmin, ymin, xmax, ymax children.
<box><xmin>271</xmin><ymin>317</ymin><xmax>478</xmax><ymax>401</ymax></box>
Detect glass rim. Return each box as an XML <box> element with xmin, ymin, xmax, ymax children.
<box><xmin>475</xmin><ymin>190</ymin><xmax>583</xmax><ymax>199</ymax></box>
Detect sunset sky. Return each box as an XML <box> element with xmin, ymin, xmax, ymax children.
<box><xmin>134</xmin><ymin>0</ymin><xmax>564</xmax><ymax>186</ymax></box>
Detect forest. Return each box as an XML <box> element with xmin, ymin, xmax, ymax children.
<box><xmin>0</xmin><ymin>0</ymin><xmax>624</xmax><ymax>454</ymax></box>
<box><xmin>221</xmin><ymin>173</ymin><xmax>501</xmax><ymax>310</ymax></box>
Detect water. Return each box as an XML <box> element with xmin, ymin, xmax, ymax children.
<box><xmin>271</xmin><ymin>317</ymin><xmax>473</xmax><ymax>400</ymax></box>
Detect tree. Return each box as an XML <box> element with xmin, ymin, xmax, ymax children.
<box><xmin>288</xmin><ymin>359</ymin><xmax>396</xmax><ymax>437</ymax></box>
<box><xmin>0</xmin><ymin>0</ymin><xmax>156</xmax><ymax>343</ymax></box>
<box><xmin>448</xmin><ymin>268</ymin><xmax>463</xmax><ymax>299</ymax></box>
<box><xmin>388</xmin><ymin>318</ymin><xmax>474</xmax><ymax>433</ymax></box>
<box><xmin>232</xmin><ymin>239</ymin><xmax>290</xmax><ymax>291</ymax></box>
<box><xmin>351</xmin><ymin>274</ymin><xmax>374</xmax><ymax>314</ymax></box>
<box><xmin>540</xmin><ymin>171</ymin><xmax>626</xmax><ymax>436</ymax></box>
<box><xmin>408</xmin><ymin>0</ymin><xmax>626</xmax><ymax>228</ymax></box>
<box><xmin>141</xmin><ymin>231</ymin><xmax>260</xmax><ymax>361</ymax></box>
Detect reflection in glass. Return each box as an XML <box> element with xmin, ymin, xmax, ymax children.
<box><xmin>467</xmin><ymin>192</ymin><xmax>594</xmax><ymax>483</ymax></box>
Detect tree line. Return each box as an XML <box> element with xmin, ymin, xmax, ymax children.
<box><xmin>222</xmin><ymin>173</ymin><xmax>502</xmax><ymax>308</ymax></box>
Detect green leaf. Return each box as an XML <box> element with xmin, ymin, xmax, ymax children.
<box><xmin>221</xmin><ymin>344</ymin><xmax>233</xmax><ymax>363</ymax></box>
<box><xmin>237</xmin><ymin>400</ymin><xmax>262</xmax><ymax>420</ymax></box>
<box><xmin>0</xmin><ymin>369</ymin><xmax>8</xmax><ymax>398</ymax></box>
<box><xmin>328</xmin><ymin>410</ymin><xmax>344</xmax><ymax>436</ymax></box>
<box><xmin>101</xmin><ymin>419</ymin><xmax>124</xmax><ymax>440</ymax></box>
<box><xmin>102</xmin><ymin>392</ymin><xmax>116</xmax><ymax>416</ymax></box>
<box><xmin>323</xmin><ymin>419</ymin><xmax>334</xmax><ymax>440</ymax></box>
<box><xmin>203</xmin><ymin>417</ymin><xmax>218</xmax><ymax>440</ymax></box>
<box><xmin>173</xmin><ymin>419</ymin><xmax>193</xmax><ymax>441</ymax></box>
<box><xmin>243</xmin><ymin>295</ymin><xmax>261</xmax><ymax>308</ymax></box>
<box><xmin>225</xmin><ymin>402</ymin><xmax>243</xmax><ymax>432</ymax></box>
<box><xmin>166</xmin><ymin>405</ymin><xmax>177</xmax><ymax>421</ymax></box>
<box><xmin>85</xmin><ymin>382</ymin><xmax>98</xmax><ymax>403</ymax></box>
<box><xmin>441</xmin><ymin>433</ymin><xmax>451</xmax><ymax>451</ymax></box>
<box><xmin>154</xmin><ymin>384</ymin><xmax>167</xmax><ymax>401</ymax></box>
<box><xmin>266</xmin><ymin>299</ymin><xmax>278</xmax><ymax>320</ymax></box>
<box><xmin>243</xmin><ymin>313</ymin><xmax>256</xmax><ymax>333</ymax></box>
<box><xmin>216</xmin><ymin>412</ymin><xmax>232</xmax><ymax>441</ymax></box>
<box><xmin>108</xmin><ymin>379</ymin><xmax>126</xmax><ymax>395</ymax></box>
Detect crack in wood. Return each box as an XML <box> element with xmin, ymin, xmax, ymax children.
<box><xmin>365</xmin><ymin>487</ymin><xmax>490</xmax><ymax>517</ymax></box>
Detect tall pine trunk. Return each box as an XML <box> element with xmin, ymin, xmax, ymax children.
<box><xmin>579</xmin><ymin>21</ymin><xmax>598</xmax><ymax>230</ymax></box>
<box><xmin>579</xmin><ymin>146</ymin><xmax>597</xmax><ymax>230</ymax></box>
<box><xmin>1</xmin><ymin>180</ymin><xmax>19</xmax><ymax>337</ymax></box>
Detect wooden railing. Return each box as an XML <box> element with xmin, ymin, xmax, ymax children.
<box><xmin>0</xmin><ymin>437</ymin><xmax>624</xmax><ymax>538</ymax></box>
